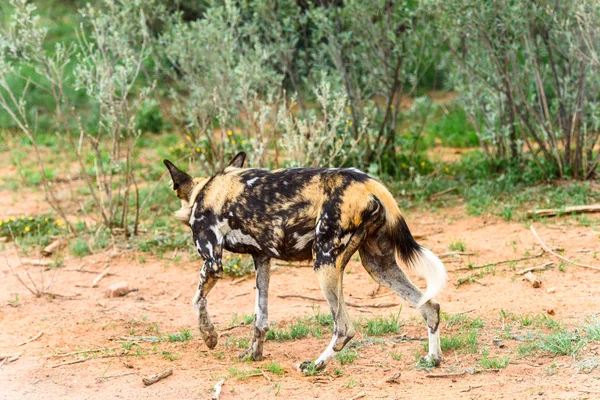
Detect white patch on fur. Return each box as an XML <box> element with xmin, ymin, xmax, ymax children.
<box><xmin>427</xmin><ymin>325</ymin><xmax>441</xmax><ymax>359</ymax></box>
<box><xmin>195</xmin><ymin>240</ymin><xmax>202</xmax><ymax>253</ymax></box>
<box><xmin>340</xmin><ymin>233</ymin><xmax>352</xmax><ymax>247</ymax></box>
<box><xmin>315</xmin><ymin>335</ymin><xmax>338</xmax><ymax>367</ymax></box>
<box><xmin>293</xmin><ymin>232</ymin><xmax>315</xmax><ymax>251</ymax></box>
<box><xmin>254</xmin><ymin>288</ymin><xmax>260</xmax><ymax>319</ymax></box>
<box><xmin>401</xmin><ymin>247</ymin><xmax>448</xmax><ymax>308</ymax></box>
<box><xmin>226</xmin><ymin>229</ymin><xmax>261</xmax><ymax>249</ymax></box>
<box><xmin>269</xmin><ymin>247</ymin><xmax>280</xmax><ymax>257</ymax></box>
<box><xmin>210</xmin><ymin>219</ymin><xmax>230</xmax><ymax>245</ymax></box>
<box><xmin>246</xmin><ymin>177</ymin><xmax>259</xmax><ymax>187</ymax></box>
<box><xmin>315</xmin><ymin>220</ymin><xmax>322</xmax><ymax>235</ymax></box>
<box><xmin>229</xmin><ymin>211</ymin><xmax>234</xmax><ymax>217</ymax></box>
<box><xmin>205</xmin><ymin>241</ymin><xmax>214</xmax><ymax>257</ymax></box>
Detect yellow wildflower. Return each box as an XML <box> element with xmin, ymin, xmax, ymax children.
<box><xmin>420</xmin><ymin>161</ymin><xmax>425</xmax><ymax>167</ymax></box>
<box><xmin>4</xmin><ymin>218</ymin><xmax>9</xmax><ymax>223</ymax></box>
<box><xmin>444</xmin><ymin>167</ymin><xmax>450</xmax><ymax>173</ymax></box>
<box><xmin>227</xmin><ymin>130</ymin><xmax>233</xmax><ymax>136</ymax></box>
<box><xmin>168</xmin><ymin>146</ymin><xmax>173</xmax><ymax>152</ymax></box>
<box><xmin>195</xmin><ymin>147</ymin><xmax>201</xmax><ymax>153</ymax></box>
<box><xmin>231</xmin><ymin>139</ymin><xmax>236</xmax><ymax>145</ymax></box>
<box><xmin>20</xmin><ymin>216</ymin><xmax>25</xmax><ymax>220</ymax></box>
<box><xmin>226</xmin><ymin>255</ymin><xmax>231</xmax><ymax>259</ymax></box>
<box><xmin>45</xmin><ymin>217</ymin><xmax>49</xmax><ymax>222</ymax></box>
<box><xmin>234</xmin><ymin>264</ymin><xmax>239</xmax><ymax>269</ymax></box>
<box><xmin>347</xmin><ymin>121</ymin><xmax>353</xmax><ymax>127</ymax></box>
<box><xmin>179</xmin><ymin>142</ymin><xmax>185</xmax><ymax>148</ymax></box>
<box><xmin>346</xmin><ymin>107</ymin><xmax>351</xmax><ymax>115</ymax></box>
<box><xmin>186</xmin><ymin>135</ymin><xmax>192</xmax><ymax>141</ymax></box>
<box><xmin>241</xmin><ymin>140</ymin><xmax>247</xmax><ymax>145</ymax></box>
<box><xmin>10</xmin><ymin>217</ymin><xmax>16</xmax><ymax>221</ymax></box>
<box><xmin>24</xmin><ymin>226</ymin><xmax>30</xmax><ymax>232</ymax></box>
<box><xmin>56</xmin><ymin>219</ymin><xmax>63</xmax><ymax>227</ymax></box>
<box><xmin>28</xmin><ymin>217</ymin><xmax>34</xmax><ymax>221</ymax></box>
<box><xmin>0</xmin><ymin>221</ymin><xmax>3</xmax><ymax>226</ymax></box>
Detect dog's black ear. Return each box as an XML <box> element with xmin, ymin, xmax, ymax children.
<box><xmin>163</xmin><ymin>159</ymin><xmax>194</xmax><ymax>202</ymax></box>
<box><xmin>228</xmin><ymin>152</ymin><xmax>246</xmax><ymax>168</ymax></box>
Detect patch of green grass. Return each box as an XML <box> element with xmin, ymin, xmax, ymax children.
<box><xmin>449</xmin><ymin>239</ymin><xmax>466</xmax><ymax>252</ymax></box>
<box><xmin>583</xmin><ymin>316</ymin><xmax>600</xmax><ymax>341</ymax></box>
<box><xmin>222</xmin><ymin>255</ymin><xmax>254</xmax><ymax>277</ymax></box>
<box><xmin>301</xmin><ymin>362</ymin><xmax>320</xmax><ymax>376</ymax></box>
<box><xmin>334</xmin><ymin>368</ymin><xmax>344</xmax><ymax>376</ymax></box>
<box><xmin>480</xmin><ymin>349</ymin><xmax>509</xmax><ymax>370</ymax></box>
<box><xmin>266</xmin><ymin>320</ymin><xmax>311</xmax><ymax>342</ymax></box>
<box><xmin>425</xmin><ymin>330</ymin><xmax>478</xmax><ymax>354</ymax></box>
<box><xmin>389</xmin><ymin>351</ymin><xmax>403</xmax><ymax>361</ymax></box>
<box><xmin>426</xmin><ymin>106</ymin><xmax>479</xmax><ymax>148</ymax></box>
<box><xmin>344</xmin><ymin>376</ymin><xmax>359</xmax><ymax>388</ymax></box>
<box><xmin>309</xmin><ymin>305</ymin><xmax>334</xmax><ymax>328</ymax></box>
<box><xmin>336</xmin><ymin>349</ymin><xmax>358</xmax><ymax>365</ymax></box>
<box><xmin>538</xmin><ymin>330</ymin><xmax>585</xmax><ymax>357</ymax></box>
<box><xmin>168</xmin><ymin>329</ymin><xmax>192</xmax><ymax>342</ymax></box>
<box><xmin>414</xmin><ymin>353</ymin><xmax>437</xmax><ymax>371</ymax></box>
<box><xmin>264</xmin><ymin>361</ymin><xmax>285</xmax><ymax>375</ymax></box>
<box><xmin>517</xmin><ymin>342</ymin><xmax>539</xmax><ymax>357</ymax></box>
<box><xmin>0</xmin><ymin>214</ymin><xmax>65</xmax><ymax>239</ymax></box>
<box><xmin>70</xmin><ymin>237</ymin><xmax>91</xmax><ymax>257</ymax></box>
<box><xmin>228</xmin><ymin>366</ymin><xmax>262</xmax><ymax>380</ymax></box>
<box><xmin>363</xmin><ymin>309</ymin><xmax>402</xmax><ymax>336</ymax></box>
<box><xmin>161</xmin><ymin>351</ymin><xmax>178</xmax><ymax>361</ymax></box>
<box><xmin>234</xmin><ymin>337</ymin><xmax>250</xmax><ymax>349</ymax></box>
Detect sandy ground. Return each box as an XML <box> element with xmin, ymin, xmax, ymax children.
<box><xmin>1</xmin><ymin>193</ymin><xmax>600</xmax><ymax>399</ymax></box>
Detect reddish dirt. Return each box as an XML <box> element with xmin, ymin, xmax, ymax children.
<box><xmin>1</xmin><ymin>194</ymin><xmax>600</xmax><ymax>399</ymax></box>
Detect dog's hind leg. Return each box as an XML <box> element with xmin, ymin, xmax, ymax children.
<box><xmin>239</xmin><ymin>254</ymin><xmax>271</xmax><ymax>361</ymax></box>
<box><xmin>359</xmin><ymin>232</ymin><xmax>442</xmax><ymax>365</ymax></box>
<box><xmin>299</xmin><ymin>209</ymin><xmax>381</xmax><ymax>372</ymax></box>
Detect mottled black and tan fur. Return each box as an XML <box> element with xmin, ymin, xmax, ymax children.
<box><xmin>164</xmin><ymin>152</ymin><xmax>447</xmax><ymax>371</ymax></box>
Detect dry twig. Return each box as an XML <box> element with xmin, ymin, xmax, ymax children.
<box><xmin>528</xmin><ymin>204</ymin><xmax>600</xmax><ymax>217</ymax></box>
<box><xmin>212</xmin><ymin>379</ymin><xmax>225</xmax><ymax>400</ymax></box>
<box><xmin>92</xmin><ymin>267</ymin><xmax>111</xmax><ymax>287</ymax></box>
<box><xmin>18</xmin><ymin>331</ymin><xmax>43</xmax><ymax>346</ymax></box>
<box><xmin>277</xmin><ymin>294</ymin><xmax>399</xmax><ymax>309</ymax></box>
<box><xmin>530</xmin><ymin>226</ymin><xmax>600</xmax><ymax>271</ymax></box>
<box><xmin>515</xmin><ymin>262</ymin><xmax>554</xmax><ymax>275</ymax></box>
<box><xmin>522</xmin><ymin>272</ymin><xmax>542</xmax><ymax>288</ymax></box>
<box><xmin>453</xmin><ymin>251</ymin><xmax>545</xmax><ymax>272</ymax></box>
<box><xmin>142</xmin><ymin>368</ymin><xmax>173</xmax><ymax>386</ymax></box>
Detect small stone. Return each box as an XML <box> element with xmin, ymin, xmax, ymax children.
<box><xmin>104</xmin><ymin>281</ymin><xmax>131</xmax><ymax>298</ymax></box>
<box><xmin>546</xmin><ymin>287</ymin><xmax>556</xmax><ymax>293</ymax></box>
<box><xmin>546</xmin><ymin>309</ymin><xmax>556</xmax><ymax>315</ymax></box>
<box><xmin>493</xmin><ymin>338</ymin><xmax>505</xmax><ymax>348</ymax></box>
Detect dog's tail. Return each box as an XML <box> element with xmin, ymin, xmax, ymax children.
<box><xmin>365</xmin><ymin>179</ymin><xmax>447</xmax><ymax>308</ymax></box>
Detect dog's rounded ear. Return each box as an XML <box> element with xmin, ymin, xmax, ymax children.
<box><xmin>163</xmin><ymin>159</ymin><xmax>194</xmax><ymax>201</ymax></box>
<box><xmin>228</xmin><ymin>151</ymin><xmax>246</xmax><ymax>168</ymax></box>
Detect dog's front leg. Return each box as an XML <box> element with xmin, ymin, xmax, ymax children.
<box><xmin>239</xmin><ymin>255</ymin><xmax>271</xmax><ymax>361</ymax></box>
<box><xmin>192</xmin><ymin>227</ymin><xmax>223</xmax><ymax>349</ymax></box>
<box><xmin>192</xmin><ymin>262</ymin><xmax>221</xmax><ymax>349</ymax></box>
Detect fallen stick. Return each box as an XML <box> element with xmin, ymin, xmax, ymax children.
<box><xmin>42</xmin><ymin>239</ymin><xmax>65</xmax><ymax>256</ymax></box>
<box><xmin>413</xmin><ymin>229</ymin><xmax>443</xmax><ymax>240</ymax></box>
<box><xmin>0</xmin><ymin>358</ymin><xmax>6</xmax><ymax>368</ymax></box>
<box><xmin>528</xmin><ymin>204</ymin><xmax>600</xmax><ymax>217</ymax></box>
<box><xmin>453</xmin><ymin>251</ymin><xmax>545</xmax><ymax>272</ymax></box>
<box><xmin>530</xmin><ymin>226</ymin><xmax>600</xmax><ymax>271</ymax></box>
<box><xmin>50</xmin><ymin>358</ymin><xmax>88</xmax><ymax>368</ymax></box>
<box><xmin>430</xmin><ymin>186</ymin><xmax>457</xmax><ymax>199</ymax></box>
<box><xmin>212</xmin><ymin>379</ymin><xmax>225</xmax><ymax>400</ymax></box>
<box><xmin>92</xmin><ymin>267</ymin><xmax>111</xmax><ymax>287</ymax></box>
<box><xmin>426</xmin><ymin>370</ymin><xmax>467</xmax><ymax>378</ymax></box>
<box><xmin>277</xmin><ymin>295</ymin><xmax>399</xmax><ymax>309</ymax></box>
<box><xmin>142</xmin><ymin>368</ymin><xmax>173</xmax><ymax>386</ymax></box>
<box><xmin>42</xmin><ymin>292</ymin><xmax>80</xmax><ymax>299</ymax></box>
<box><xmin>515</xmin><ymin>262</ymin><xmax>554</xmax><ymax>275</ymax></box>
<box><xmin>438</xmin><ymin>251</ymin><xmax>477</xmax><ymax>258</ymax></box>
<box><xmin>48</xmin><ymin>348</ymin><xmax>114</xmax><ymax>358</ymax></box>
<box><xmin>18</xmin><ymin>331</ymin><xmax>44</xmax><ymax>346</ymax></box>
<box><xmin>348</xmin><ymin>392</ymin><xmax>367</xmax><ymax>400</ymax></box>
<box><xmin>96</xmin><ymin>371</ymin><xmax>138</xmax><ymax>382</ymax></box>
<box><xmin>522</xmin><ymin>272</ymin><xmax>542</xmax><ymax>288</ymax></box>
<box><xmin>460</xmin><ymin>385</ymin><xmax>483</xmax><ymax>393</ymax></box>
<box><xmin>20</xmin><ymin>258</ymin><xmax>51</xmax><ymax>267</ymax></box>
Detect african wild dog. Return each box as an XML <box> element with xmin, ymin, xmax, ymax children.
<box><xmin>164</xmin><ymin>152</ymin><xmax>447</xmax><ymax>371</ymax></box>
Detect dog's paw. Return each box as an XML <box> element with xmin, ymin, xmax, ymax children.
<box><xmin>296</xmin><ymin>360</ymin><xmax>322</xmax><ymax>375</ymax></box>
<box><xmin>423</xmin><ymin>353</ymin><xmax>442</xmax><ymax>367</ymax></box>
<box><xmin>201</xmin><ymin>329</ymin><xmax>218</xmax><ymax>349</ymax></box>
<box><xmin>238</xmin><ymin>346</ymin><xmax>262</xmax><ymax>361</ymax></box>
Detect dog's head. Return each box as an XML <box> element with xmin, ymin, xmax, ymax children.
<box><xmin>163</xmin><ymin>152</ymin><xmax>247</xmax><ymax>225</ymax></box>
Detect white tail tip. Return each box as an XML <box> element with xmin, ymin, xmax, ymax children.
<box><xmin>407</xmin><ymin>247</ymin><xmax>448</xmax><ymax>308</ymax></box>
